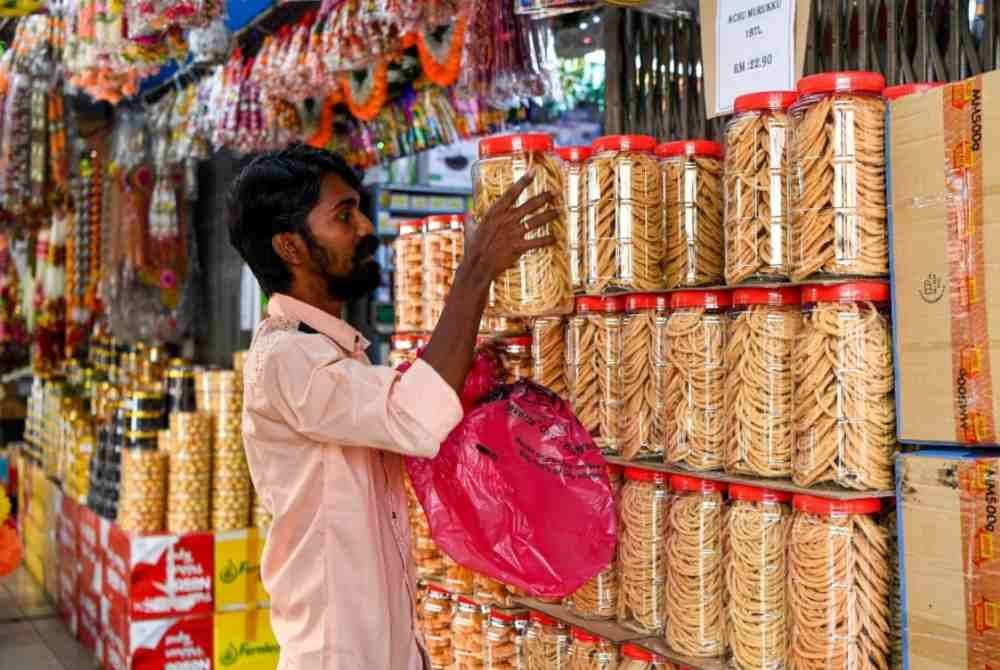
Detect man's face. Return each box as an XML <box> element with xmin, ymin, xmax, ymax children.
<box><xmin>300</xmin><ymin>173</ymin><xmax>381</xmax><ymax>301</ymax></box>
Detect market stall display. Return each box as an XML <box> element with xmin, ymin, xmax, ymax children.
<box><xmin>423</xmin><ymin>214</ymin><xmax>465</xmax><ymax>331</ymax></box>
<box><xmin>394</xmin><ymin>220</ymin><xmax>425</xmax><ymax>333</ymax></box>
<box><xmin>621</xmin><ymin>293</ymin><xmax>662</xmax><ymax>460</ymax></box>
<box><xmin>566</xmin><ymin>628</ymin><xmax>619</xmax><ymax>670</ymax></box>
<box><xmin>556</xmin><ymin>146</ymin><xmax>592</xmax><ymax>294</ymax></box>
<box><xmin>531</xmin><ymin>316</ymin><xmax>567</xmax><ymax>396</ymax></box>
<box><xmin>524</xmin><ymin>610</ymin><xmax>572</xmax><ymax>670</ymax></box>
<box><xmin>566</xmin><ymin>464</ymin><xmax>621</xmax><ymax>620</ymax></box>
<box><xmin>567</xmin><ymin>296</ymin><xmax>625</xmax><ymax>454</ymax></box>
<box><xmin>483</xmin><ymin>608</ymin><xmax>527</xmax><ymax>670</ymax></box>
<box><xmin>452</xmin><ymin>596</ymin><xmax>486</xmax><ymax>669</ymax></box>
<box><xmin>419</xmin><ymin>584</ymin><xmax>456</xmax><ymax>669</ymax></box>
<box><xmin>617</xmin><ymin>467</ymin><xmax>668</xmax><ymax>635</ymax></box>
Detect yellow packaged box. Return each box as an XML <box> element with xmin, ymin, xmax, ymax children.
<box><xmin>214</xmin><ymin>609</ymin><xmax>280</xmax><ymax>670</ymax></box>
<box><xmin>215</xmin><ymin>528</ymin><xmax>269</xmax><ymax>611</ymax></box>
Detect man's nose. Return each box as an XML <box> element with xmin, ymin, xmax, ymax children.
<box><xmin>356</xmin><ymin>212</ymin><xmax>375</xmax><ymax>237</ymax></box>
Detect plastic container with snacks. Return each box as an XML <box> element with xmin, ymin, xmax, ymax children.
<box><xmin>473</xmin><ymin>133</ymin><xmax>571</xmax><ymax>316</ymax></box>
<box><xmin>883</xmin><ymin>82</ymin><xmax>944</xmax><ymax>102</ymax></box>
<box><xmin>665</xmin><ymin>475</ymin><xmax>726</xmax><ymax>658</ymax></box>
<box><xmin>484</xmin><ymin>608</ymin><xmax>527</xmax><ymax>670</ymax></box>
<box><xmin>659</xmin><ymin>140</ymin><xmax>725</xmax><ymax>288</ymax></box>
<box><xmin>663</xmin><ymin>290</ymin><xmax>730</xmax><ymax>471</ymax></box>
<box><xmin>725</xmin><ymin>287</ymin><xmax>801</xmax><ymax>478</ymax></box>
<box><xmin>500</xmin><ymin>335</ymin><xmax>534</xmax><ymax>383</ymax></box>
<box><xmin>419</xmin><ymin>585</ymin><xmax>455</xmax><ymax>670</ymax></box>
<box><xmin>404</xmin><ymin>474</ymin><xmax>445</xmax><ymax>579</ymax></box>
<box><xmin>557</xmin><ymin>146</ymin><xmax>593</xmax><ymax>294</ymax></box>
<box><xmin>444</xmin><ymin>555</ymin><xmax>476</xmax><ymax>595</ymax></box>
<box><xmin>423</xmin><ymin>214</ymin><xmax>465</xmax><ymax>331</ymax></box>
<box><xmin>723</xmin><ymin>92</ymin><xmax>797</xmax><ymax>285</ymax></box>
<box><xmin>531</xmin><ymin>316</ymin><xmax>567</xmax><ymax>397</ymax></box>
<box><xmin>586</xmin><ymin>135</ymin><xmax>664</xmax><ymax>293</ymax></box>
<box><xmin>619</xmin><ymin>643</ymin><xmax>679</xmax><ymax>669</ymax></box>
<box><xmin>793</xmin><ymin>282</ymin><xmax>895</xmax><ymax>490</ymax></box>
<box><xmin>474</xmin><ymin>572</ymin><xmax>517</xmax><ymax>609</ymax></box>
<box><xmin>452</xmin><ymin>596</ymin><xmax>486</xmax><ymax>669</ymax></box>
<box><xmin>524</xmin><ymin>611</ymin><xmax>571</xmax><ymax>670</ymax></box>
<box><xmin>566</xmin><ymin>464</ymin><xmax>622</xmax><ymax>620</ymax></box>
<box><xmin>726</xmin><ymin>485</ymin><xmax>791</xmax><ymax>670</ymax></box>
<box><xmin>622</xmin><ymin>293</ymin><xmax>666</xmax><ymax>460</ymax></box>
<box><xmin>566</xmin><ymin>296</ymin><xmax>625</xmax><ymax>454</ymax></box>
<box><xmin>389</xmin><ymin>333</ymin><xmax>422</xmax><ymax>370</ymax></box>
<box><xmin>788</xmin><ymin>496</ymin><xmax>890</xmax><ymax>670</ymax></box>
<box><xmin>790</xmin><ymin>71</ymin><xmax>888</xmax><ymax>281</ymax></box>
<box><xmin>566</xmin><ymin>628</ymin><xmax>619</xmax><ymax>670</ymax></box>
<box><xmin>481</xmin><ymin>309</ymin><xmax>529</xmax><ymax>338</ymax></box>
<box><xmin>618</xmin><ymin>467</ymin><xmax>669</xmax><ymax>635</ymax></box>
<box><xmin>393</xmin><ymin>219</ymin><xmax>424</xmax><ymax>332</ymax></box>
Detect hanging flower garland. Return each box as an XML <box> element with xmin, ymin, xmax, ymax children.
<box><xmin>340</xmin><ymin>58</ymin><xmax>391</xmax><ymax>122</ymax></box>
<box><xmin>415</xmin><ymin>13</ymin><xmax>467</xmax><ymax>87</ymax></box>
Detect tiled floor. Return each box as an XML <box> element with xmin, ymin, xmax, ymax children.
<box><xmin>0</xmin><ymin>567</ymin><xmax>99</xmax><ymax>669</ymax></box>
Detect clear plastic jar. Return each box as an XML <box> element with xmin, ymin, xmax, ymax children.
<box><xmin>619</xmin><ymin>643</ymin><xmax>679</xmax><ymax>669</ymax></box>
<box><xmin>404</xmin><ymin>474</ymin><xmax>446</xmax><ymax>579</ymax></box>
<box><xmin>531</xmin><ymin>316</ymin><xmax>567</xmax><ymax>397</ymax></box>
<box><xmin>556</xmin><ymin>146</ymin><xmax>592</xmax><ymax>294</ymax></box>
<box><xmin>567</xmin><ymin>464</ymin><xmax>622</xmax><ymax>620</ymax></box>
<box><xmin>788</xmin><ymin>495</ymin><xmax>890</xmax><ymax>670</ymax></box>
<box><xmin>618</xmin><ymin>467</ymin><xmax>669</xmax><ymax>635</ymax></box>
<box><xmin>663</xmin><ymin>290</ymin><xmax>731</xmax><ymax>471</ymax></box>
<box><xmin>389</xmin><ymin>333</ymin><xmax>422</xmax><ymax>370</ymax></box>
<box><xmin>790</xmin><ymin>71</ymin><xmax>888</xmax><ymax>281</ymax></box>
<box><xmin>725</xmin><ymin>287</ymin><xmax>801</xmax><ymax>478</ymax></box>
<box><xmin>586</xmin><ymin>135</ymin><xmax>664</xmax><ymax>293</ymax></box>
<box><xmin>723</xmin><ymin>92</ymin><xmax>797</xmax><ymax>285</ymax></box>
<box><xmin>444</xmin><ymin>555</ymin><xmax>477</xmax><ymax>595</ymax></box>
<box><xmin>659</xmin><ymin>140</ymin><xmax>725</xmax><ymax>288</ymax></box>
<box><xmin>500</xmin><ymin>335</ymin><xmax>534</xmax><ymax>383</ymax></box>
<box><xmin>567</xmin><ymin>296</ymin><xmax>625</xmax><ymax>454</ymax></box>
<box><xmin>793</xmin><ymin>282</ymin><xmax>895</xmax><ymax>490</ymax></box>
<box><xmin>524</xmin><ymin>611</ymin><xmax>570</xmax><ymax>670</ymax></box>
<box><xmin>452</xmin><ymin>597</ymin><xmax>486</xmax><ymax>669</ymax></box>
<box><xmin>566</xmin><ymin>628</ymin><xmax>619</xmax><ymax>670</ymax></box>
<box><xmin>622</xmin><ymin>293</ymin><xmax>666</xmax><ymax>460</ymax></box>
<box><xmin>665</xmin><ymin>475</ymin><xmax>726</xmax><ymax>658</ymax></box>
<box><xmin>423</xmin><ymin>214</ymin><xmax>465</xmax><ymax>331</ymax></box>
<box><xmin>393</xmin><ymin>219</ymin><xmax>424</xmax><ymax>332</ymax></box>
<box><xmin>726</xmin><ymin>485</ymin><xmax>791</xmax><ymax>670</ymax></box>
<box><xmin>419</xmin><ymin>585</ymin><xmax>455</xmax><ymax>669</ymax></box>
<box><xmin>474</xmin><ymin>573</ymin><xmax>517</xmax><ymax>609</ymax></box>
<box><xmin>484</xmin><ymin>609</ymin><xmax>527</xmax><ymax>670</ymax></box>
<box><xmin>474</xmin><ymin>133</ymin><xmax>572</xmax><ymax>316</ymax></box>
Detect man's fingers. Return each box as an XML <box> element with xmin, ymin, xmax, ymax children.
<box><xmin>490</xmin><ymin>169</ymin><xmax>537</xmax><ymax>214</ymax></box>
<box><xmin>508</xmin><ymin>191</ymin><xmax>554</xmax><ymax>220</ymax></box>
<box><xmin>517</xmin><ymin>234</ymin><xmax>556</xmax><ymax>251</ymax></box>
<box><xmin>519</xmin><ymin>209</ymin><xmax>559</xmax><ymax>234</ymax></box>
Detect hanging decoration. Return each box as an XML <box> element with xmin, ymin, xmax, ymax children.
<box><xmin>416</xmin><ymin>15</ymin><xmax>467</xmax><ymax>87</ymax></box>
<box><xmin>0</xmin><ymin>235</ymin><xmax>28</xmax><ymax>371</ymax></box>
<box><xmin>32</xmin><ymin>206</ymin><xmax>69</xmax><ymax>372</ymax></box>
<box><xmin>341</xmin><ymin>58</ymin><xmax>392</xmax><ymax>122</ymax></box>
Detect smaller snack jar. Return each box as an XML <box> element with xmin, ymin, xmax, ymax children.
<box><xmin>524</xmin><ymin>611</ymin><xmax>571</xmax><ymax>670</ymax></box>
<box><xmin>531</xmin><ymin>316</ymin><xmax>567</xmax><ymax>397</ymax></box>
<box><xmin>723</xmin><ymin>92</ymin><xmax>797</xmax><ymax>285</ymax></box>
<box><xmin>423</xmin><ymin>214</ymin><xmax>465</xmax><ymax>331</ymax></box>
<box><xmin>659</xmin><ymin>140</ymin><xmax>725</xmax><ymax>288</ymax></box>
<box><xmin>566</xmin><ymin>628</ymin><xmax>619</xmax><ymax>670</ymax></box>
<box><xmin>663</xmin><ymin>289</ymin><xmax>730</xmax><ymax>471</ymax></box>
<box><xmin>586</xmin><ymin>135</ymin><xmax>664</xmax><ymax>293</ymax></box>
<box><xmin>484</xmin><ymin>608</ymin><xmax>528</xmax><ymax>670</ymax></box>
<box><xmin>499</xmin><ymin>335</ymin><xmax>534</xmax><ymax>383</ymax></box>
<box><xmin>556</xmin><ymin>146</ymin><xmax>592</xmax><ymax>294</ymax></box>
<box><xmin>473</xmin><ymin>133</ymin><xmax>571</xmax><ymax>317</ymax></box>
<box><xmin>419</xmin><ymin>585</ymin><xmax>455</xmax><ymax>670</ymax></box>
<box><xmin>618</xmin><ymin>467</ymin><xmax>669</xmax><ymax>635</ymax></box>
<box><xmin>665</xmin><ymin>475</ymin><xmax>726</xmax><ymax>658</ymax></box>
<box><xmin>622</xmin><ymin>293</ymin><xmax>665</xmax><ymax>460</ymax></box>
<box><xmin>393</xmin><ymin>219</ymin><xmax>424</xmax><ymax>332</ymax></box>
<box><xmin>619</xmin><ymin>643</ymin><xmax>681</xmax><ymax>669</ymax></box>
<box><xmin>388</xmin><ymin>333</ymin><xmax>422</xmax><ymax>370</ymax></box>
<box><xmin>788</xmin><ymin>495</ymin><xmax>890</xmax><ymax>670</ymax></box>
<box><xmin>452</xmin><ymin>596</ymin><xmax>486</xmax><ymax>669</ymax></box>
<box><xmin>793</xmin><ymin>282</ymin><xmax>895</xmax><ymax>490</ymax></box>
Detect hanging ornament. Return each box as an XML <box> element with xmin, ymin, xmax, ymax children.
<box><xmin>416</xmin><ymin>14</ymin><xmax>467</xmax><ymax>87</ymax></box>
<box><xmin>340</xmin><ymin>58</ymin><xmax>390</xmax><ymax>122</ymax></box>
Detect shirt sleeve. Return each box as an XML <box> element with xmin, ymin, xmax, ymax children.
<box><xmin>256</xmin><ymin>335</ymin><xmax>463</xmax><ymax>457</ymax></box>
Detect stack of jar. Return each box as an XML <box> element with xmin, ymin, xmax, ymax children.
<box><xmin>163</xmin><ymin>411</ymin><xmax>212</xmax><ymax>533</ymax></box>
<box><xmin>403</xmin><ymin>473</ymin><xmax>446</xmax><ymax>580</ymax></box>
<box><xmin>423</xmin><ymin>214</ymin><xmax>465</xmax><ymax>331</ymax></box>
<box><xmin>196</xmin><ymin>369</ymin><xmax>251</xmax><ymax>531</ymax></box>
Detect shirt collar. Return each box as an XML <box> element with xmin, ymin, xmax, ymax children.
<box><xmin>267</xmin><ymin>293</ymin><xmax>370</xmax><ymax>354</ymax></box>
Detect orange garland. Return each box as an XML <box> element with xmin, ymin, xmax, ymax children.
<box><xmin>416</xmin><ymin>15</ymin><xmax>467</xmax><ymax>88</ymax></box>
<box><xmin>340</xmin><ymin>58</ymin><xmax>390</xmax><ymax>122</ymax></box>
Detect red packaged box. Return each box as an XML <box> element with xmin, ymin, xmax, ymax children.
<box><xmin>77</xmin><ymin>506</ymin><xmax>103</xmax><ymax>595</ymax></box>
<box><xmin>57</xmin><ymin>556</ymin><xmax>77</xmax><ymax>633</ymax></box>
<box><xmin>58</xmin><ymin>496</ymin><xmax>78</xmax><ymax>552</ymax></box>
<box><xmin>105</xmin><ymin>599</ymin><xmax>213</xmax><ymax>670</ymax></box>
<box><xmin>104</xmin><ymin>523</ymin><xmax>214</xmax><ymax>620</ymax></box>
<box><xmin>78</xmin><ymin>587</ymin><xmax>101</xmax><ymax>653</ymax></box>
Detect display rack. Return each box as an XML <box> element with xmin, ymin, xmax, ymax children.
<box><xmin>370</xmin><ymin>183</ymin><xmax>472</xmax><ymax>234</ymax></box>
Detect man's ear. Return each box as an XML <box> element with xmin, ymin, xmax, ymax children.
<box><xmin>272</xmin><ymin>233</ymin><xmax>305</xmax><ymax>267</ymax></box>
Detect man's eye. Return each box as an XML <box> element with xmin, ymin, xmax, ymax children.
<box><xmin>339</xmin><ymin>210</ymin><xmax>352</xmax><ymax>222</ymax></box>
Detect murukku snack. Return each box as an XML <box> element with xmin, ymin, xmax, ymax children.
<box><xmin>524</xmin><ymin>611</ymin><xmax>571</xmax><ymax>670</ymax></box>
<box><xmin>452</xmin><ymin>596</ymin><xmax>486</xmax><ymax>669</ymax></box>
<box><xmin>567</xmin><ymin>628</ymin><xmax>619</xmax><ymax>670</ymax></box>
<box><xmin>484</xmin><ymin>609</ymin><xmax>527</xmax><ymax>670</ymax></box>
<box><xmin>567</xmin><ymin>296</ymin><xmax>625</xmax><ymax>454</ymax></box>
<box><xmin>557</xmin><ymin>146</ymin><xmax>592</xmax><ymax>294</ymax></box>
<box><xmin>423</xmin><ymin>214</ymin><xmax>464</xmax><ymax>331</ymax></box>
<box><xmin>419</xmin><ymin>585</ymin><xmax>455</xmax><ymax>669</ymax></box>
<box><xmin>622</xmin><ymin>294</ymin><xmax>663</xmax><ymax>460</ymax></box>
<box><xmin>618</xmin><ymin>468</ymin><xmax>669</xmax><ymax>635</ymax></box>
<box><xmin>531</xmin><ymin>316</ymin><xmax>567</xmax><ymax>397</ymax></box>
<box><xmin>393</xmin><ymin>219</ymin><xmax>424</xmax><ymax>332</ymax></box>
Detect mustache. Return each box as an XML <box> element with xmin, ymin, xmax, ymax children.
<box><xmin>353</xmin><ymin>235</ymin><xmax>379</xmax><ymax>261</ymax></box>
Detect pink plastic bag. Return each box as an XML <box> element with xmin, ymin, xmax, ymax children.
<box><xmin>405</xmin><ymin>380</ymin><xmax>616</xmax><ymax>599</ymax></box>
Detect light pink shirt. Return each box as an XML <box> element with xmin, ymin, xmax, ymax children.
<box><xmin>242</xmin><ymin>293</ymin><xmax>463</xmax><ymax>670</ymax></box>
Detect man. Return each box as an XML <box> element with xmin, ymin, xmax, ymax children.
<box><xmin>227</xmin><ymin>144</ymin><xmax>555</xmax><ymax>669</ymax></box>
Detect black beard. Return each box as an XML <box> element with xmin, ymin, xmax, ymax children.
<box><xmin>312</xmin><ymin>234</ymin><xmax>382</xmax><ymax>301</ymax></box>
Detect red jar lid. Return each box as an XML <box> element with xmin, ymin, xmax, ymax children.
<box><xmin>624</xmin><ymin>467</ymin><xmax>668</xmax><ymax>484</ymax></box>
<box><xmin>575</xmin><ymin>296</ymin><xmax>602</xmax><ymax>314</ymax></box>
<box><xmin>424</xmin><ymin>214</ymin><xmax>464</xmax><ymax>232</ymax></box>
<box><xmin>729</xmin><ymin>483</ymin><xmax>792</xmax><ymax>504</ymax></box>
<box><xmin>502</xmin><ymin>335</ymin><xmax>532</xmax><ymax>348</ymax></box>
<box><xmin>671</xmin><ymin>289</ymin><xmax>731</xmax><ymax>310</ymax></box>
<box><xmin>457</xmin><ymin>596</ymin><xmax>479</xmax><ymax>607</ymax></box>
<box><xmin>655</xmin><ymin>139</ymin><xmax>724</xmax><ymax>159</ymax></box>
<box><xmin>670</xmin><ymin>474</ymin><xmax>726</xmax><ymax>495</ymax></box>
<box><xmin>427</xmin><ymin>583</ymin><xmax>452</xmax><ymax>596</ymax></box>
<box><xmin>592</xmin><ymin>134</ymin><xmax>657</xmax><ymax>153</ymax></box>
<box><xmin>732</xmin><ymin>286</ymin><xmax>800</xmax><ymax>307</ymax></box>
<box><xmin>556</xmin><ymin>146</ymin><xmax>593</xmax><ymax>162</ymax></box>
<box><xmin>490</xmin><ymin>609</ymin><xmax>523</xmax><ymax>623</ymax></box>
<box><xmin>733</xmin><ymin>90</ymin><xmax>798</xmax><ymax>113</ymax></box>
<box><xmin>626</xmin><ymin>293</ymin><xmax>667</xmax><ymax>312</ymax></box>
<box><xmin>793</xmin><ymin>494</ymin><xmax>882</xmax><ymax>516</ymax></box>
<box><xmin>607</xmin><ymin>463</ymin><xmax>624</xmax><ymax>478</ymax></box>
<box><xmin>529</xmin><ymin>610</ymin><xmax>560</xmax><ymax>626</ymax></box>
<box><xmin>800</xmin><ymin>281</ymin><xmax>890</xmax><ymax>304</ymax></box>
<box><xmin>797</xmin><ymin>71</ymin><xmax>886</xmax><ymax>96</ymax></box>
<box><xmin>480</xmin><ymin>133</ymin><xmax>554</xmax><ymax>158</ymax></box>
<box><xmin>572</xmin><ymin>627</ymin><xmax>601</xmax><ymax>643</ymax></box>
<box><xmin>390</xmin><ymin>334</ymin><xmax>421</xmax><ymax>348</ymax></box>
<box><xmin>884</xmin><ymin>82</ymin><xmax>945</xmax><ymax>101</ymax></box>
<box><xmin>397</xmin><ymin>219</ymin><xmax>422</xmax><ymax>236</ymax></box>
<box><xmin>621</xmin><ymin>644</ymin><xmax>656</xmax><ymax>661</ymax></box>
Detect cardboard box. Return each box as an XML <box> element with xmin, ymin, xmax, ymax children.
<box><xmin>78</xmin><ymin>586</ymin><xmax>102</xmax><ymax>653</ymax></box>
<box><xmin>214</xmin><ymin>528</ymin><xmax>269</xmax><ymax>611</ymax></box>
<box><xmin>897</xmin><ymin>451</ymin><xmax>1000</xmax><ymax>669</ymax></box>
<box><xmin>78</xmin><ymin>506</ymin><xmax>103</xmax><ymax>596</ymax></box>
<box><xmin>104</xmin><ymin>522</ymin><xmax>214</xmax><ymax>620</ymax></box>
<box><xmin>890</xmin><ymin>71</ymin><xmax>1000</xmax><ymax>445</ymax></box>
<box><xmin>214</xmin><ymin>609</ymin><xmax>280</xmax><ymax>670</ymax></box>
<box><xmin>105</xmin><ymin>598</ymin><xmax>214</xmax><ymax>670</ymax></box>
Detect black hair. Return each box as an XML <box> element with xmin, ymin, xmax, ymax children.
<box><xmin>227</xmin><ymin>144</ymin><xmax>363</xmax><ymax>296</ymax></box>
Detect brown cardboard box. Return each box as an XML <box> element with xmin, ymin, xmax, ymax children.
<box><xmin>890</xmin><ymin>70</ymin><xmax>1000</xmax><ymax>445</ymax></box>
<box><xmin>897</xmin><ymin>451</ymin><xmax>1000</xmax><ymax>669</ymax></box>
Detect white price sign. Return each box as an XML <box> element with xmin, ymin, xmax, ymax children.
<box><xmin>714</xmin><ymin>0</ymin><xmax>796</xmax><ymax>115</ymax></box>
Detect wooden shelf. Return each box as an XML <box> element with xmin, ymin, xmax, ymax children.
<box><xmin>604</xmin><ymin>457</ymin><xmax>896</xmax><ymax>501</ymax></box>
<box><xmin>583</xmin><ymin>276</ymin><xmax>890</xmax><ymax>298</ymax></box>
